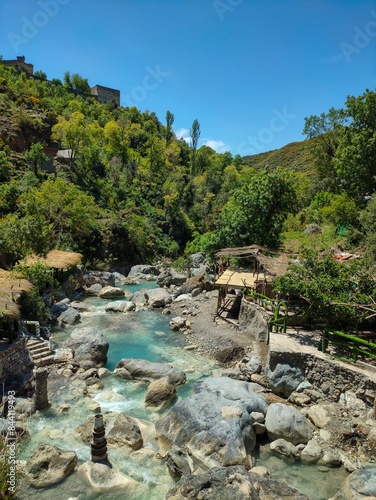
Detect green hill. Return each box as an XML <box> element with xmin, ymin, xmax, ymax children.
<box><xmin>241</xmin><ymin>138</ymin><xmax>317</xmax><ymax>174</ymax></box>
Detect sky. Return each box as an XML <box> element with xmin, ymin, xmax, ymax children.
<box><xmin>1</xmin><ymin>0</ymin><xmax>376</xmax><ymax>156</ymax></box>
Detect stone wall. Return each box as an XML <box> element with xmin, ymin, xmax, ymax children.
<box><xmin>268</xmin><ymin>349</ymin><xmax>376</xmax><ymax>407</ymax></box>
<box><xmin>0</xmin><ymin>335</ymin><xmax>33</xmax><ymax>388</ymax></box>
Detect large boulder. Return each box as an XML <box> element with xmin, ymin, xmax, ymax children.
<box><xmin>166</xmin><ymin>465</ymin><xmax>310</xmax><ymax>500</ymax></box>
<box><xmin>145</xmin><ymin>377</ymin><xmax>177</xmax><ymax>409</ymax></box>
<box><xmin>265</xmin><ymin>403</ymin><xmax>313</xmax><ymax>445</ymax></box>
<box><xmin>98</xmin><ymin>286</ymin><xmax>125</xmax><ymax>299</ymax></box>
<box><xmin>156</xmin><ymin>377</ymin><xmax>267</xmax><ymax>470</ymax></box>
<box><xmin>24</xmin><ymin>443</ymin><xmax>77</xmax><ymax>488</ymax></box>
<box><xmin>238</xmin><ymin>301</ymin><xmax>269</xmax><ymax>341</ymax></box>
<box><xmin>64</xmin><ymin>327</ymin><xmax>109</xmax><ymax>367</ymax></box>
<box><xmin>333</xmin><ymin>468</ymin><xmax>376</xmax><ymax>499</ymax></box>
<box><xmin>77</xmin><ymin>461</ymin><xmax>142</xmax><ymax>495</ymax></box>
<box><xmin>114</xmin><ymin>358</ymin><xmax>186</xmax><ymax>386</ymax></box>
<box><xmin>105</xmin><ymin>301</ymin><xmax>135</xmax><ymax>313</ymax></box>
<box><xmin>128</xmin><ymin>265</ymin><xmax>160</xmax><ymax>277</ymax></box>
<box><xmin>265</xmin><ymin>363</ymin><xmax>305</xmax><ymax>397</ymax></box>
<box><xmin>86</xmin><ymin>283</ymin><xmax>103</xmax><ymax>296</ymax></box>
<box><xmin>83</xmin><ymin>271</ymin><xmax>115</xmax><ymax>287</ymax></box>
<box><xmin>57</xmin><ymin>306</ymin><xmax>81</xmax><ymax>325</ymax></box>
<box><xmin>107</xmin><ymin>413</ymin><xmax>143</xmax><ymax>450</ymax></box>
<box><xmin>145</xmin><ymin>288</ymin><xmax>172</xmax><ymax>308</ymax></box>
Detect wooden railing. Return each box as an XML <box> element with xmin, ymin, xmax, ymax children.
<box><xmin>322</xmin><ymin>328</ymin><xmax>376</xmax><ymax>362</ymax></box>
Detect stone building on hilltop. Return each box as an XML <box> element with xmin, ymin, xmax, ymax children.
<box><xmin>2</xmin><ymin>56</ymin><xmax>34</xmax><ymax>76</ymax></box>
<box><xmin>90</xmin><ymin>84</ymin><xmax>120</xmax><ymax>106</ymax></box>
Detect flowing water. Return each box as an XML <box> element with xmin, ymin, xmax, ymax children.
<box><xmin>17</xmin><ymin>282</ymin><xmax>348</xmax><ymax>499</ymax></box>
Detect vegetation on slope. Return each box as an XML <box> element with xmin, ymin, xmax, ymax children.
<box><xmin>0</xmin><ymin>58</ymin><xmax>376</xmax><ymax>286</ymax></box>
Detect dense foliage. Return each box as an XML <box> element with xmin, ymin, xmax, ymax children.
<box><xmin>0</xmin><ymin>59</ymin><xmax>375</xmax><ymax>276</ymax></box>
<box><xmin>274</xmin><ymin>249</ymin><xmax>376</xmax><ymax>330</ymax></box>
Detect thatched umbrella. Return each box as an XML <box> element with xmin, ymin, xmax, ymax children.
<box><xmin>0</xmin><ymin>270</ymin><xmax>33</xmax><ymax>319</ymax></box>
<box><xmin>24</xmin><ymin>250</ymin><xmax>82</xmax><ymax>270</ymax></box>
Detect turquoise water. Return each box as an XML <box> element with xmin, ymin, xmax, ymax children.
<box><xmin>18</xmin><ymin>282</ymin><xmax>349</xmax><ymax>499</ymax></box>
<box><xmin>18</xmin><ymin>282</ymin><xmax>217</xmax><ymax>499</ymax></box>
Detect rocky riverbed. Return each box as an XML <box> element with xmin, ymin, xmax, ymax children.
<box><xmin>3</xmin><ymin>262</ymin><xmax>376</xmax><ymax>499</ymax></box>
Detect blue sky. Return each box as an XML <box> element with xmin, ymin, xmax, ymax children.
<box><xmin>1</xmin><ymin>0</ymin><xmax>376</xmax><ymax>156</ymax></box>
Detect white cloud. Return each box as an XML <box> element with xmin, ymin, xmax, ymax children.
<box><xmin>203</xmin><ymin>139</ymin><xmax>230</xmax><ymax>153</ymax></box>
<box><xmin>175</xmin><ymin>128</ymin><xmax>190</xmax><ymax>142</ymax></box>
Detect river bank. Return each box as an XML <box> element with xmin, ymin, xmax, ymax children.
<box><xmin>4</xmin><ymin>268</ymin><xmax>376</xmax><ymax>499</ymax></box>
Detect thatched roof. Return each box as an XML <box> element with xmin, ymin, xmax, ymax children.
<box><xmin>216</xmin><ymin>245</ymin><xmax>291</xmax><ymax>277</ymax></box>
<box><xmin>0</xmin><ymin>270</ymin><xmax>33</xmax><ymax>319</ymax></box>
<box><xmin>24</xmin><ymin>250</ymin><xmax>82</xmax><ymax>270</ymax></box>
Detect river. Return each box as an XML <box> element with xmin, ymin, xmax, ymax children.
<box><xmin>17</xmin><ymin>281</ymin><xmax>348</xmax><ymax>499</ymax></box>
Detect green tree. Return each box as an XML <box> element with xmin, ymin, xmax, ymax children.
<box><xmin>165</xmin><ymin>110</ymin><xmax>175</xmax><ymax>145</ymax></box>
<box><xmin>19</xmin><ymin>178</ymin><xmax>100</xmax><ymax>250</ymax></box>
<box><xmin>274</xmin><ymin>249</ymin><xmax>376</xmax><ymax>329</ymax></box>
<box><xmin>24</xmin><ymin>143</ymin><xmax>48</xmax><ymax>177</ymax></box>
<box><xmin>216</xmin><ymin>170</ymin><xmax>296</xmax><ymax>248</ymax></box>
<box><xmin>190</xmin><ymin>119</ymin><xmax>201</xmax><ymax>174</ymax></box>
<box><xmin>335</xmin><ymin>89</ymin><xmax>376</xmax><ymax>201</ymax></box>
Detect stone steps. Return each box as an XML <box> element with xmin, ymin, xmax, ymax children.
<box><xmin>27</xmin><ymin>339</ymin><xmax>54</xmax><ymax>367</ymax></box>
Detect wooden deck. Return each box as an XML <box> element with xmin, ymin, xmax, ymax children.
<box><xmin>215</xmin><ymin>269</ymin><xmax>258</xmax><ymax>289</ymax></box>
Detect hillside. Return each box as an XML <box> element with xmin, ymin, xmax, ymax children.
<box><xmin>241</xmin><ymin>138</ymin><xmax>317</xmax><ymax>174</ymax></box>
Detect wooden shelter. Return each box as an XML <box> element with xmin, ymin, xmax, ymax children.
<box><xmin>214</xmin><ymin>245</ymin><xmax>292</xmax><ymax>317</ymax></box>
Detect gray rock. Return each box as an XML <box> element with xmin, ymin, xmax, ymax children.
<box><xmin>238</xmin><ymin>301</ymin><xmax>269</xmax><ymax>341</ymax></box>
<box><xmin>83</xmin><ymin>271</ymin><xmax>115</xmax><ymax>287</ymax></box>
<box><xmin>24</xmin><ymin>443</ymin><xmax>77</xmax><ymax>488</ymax></box>
<box><xmin>173</xmin><ymin>293</ymin><xmax>192</xmax><ymax>303</ymax></box>
<box><xmin>128</xmin><ymin>265</ymin><xmax>160</xmax><ymax>277</ymax></box>
<box><xmin>333</xmin><ymin>468</ymin><xmax>376</xmax><ymax>499</ymax></box>
<box><xmin>156</xmin><ymin>377</ymin><xmax>267</xmax><ymax>470</ymax></box>
<box><xmin>132</xmin><ymin>289</ymin><xmax>148</xmax><ymax>307</ymax></box>
<box><xmin>165</xmin><ymin>445</ymin><xmax>194</xmax><ymax>479</ymax></box>
<box><xmin>270</xmin><ymin>439</ymin><xmax>300</xmax><ymax>459</ymax></box>
<box><xmin>64</xmin><ymin>327</ymin><xmax>109</xmax><ymax>367</ymax></box>
<box><xmin>306</xmin><ymin>404</ymin><xmax>334</xmax><ymax>429</ymax></box>
<box><xmin>239</xmin><ymin>356</ymin><xmax>262</xmax><ymax>377</ymax></box>
<box><xmin>86</xmin><ymin>283</ymin><xmax>102</xmax><ymax>296</ymax></box>
<box><xmin>77</xmin><ymin>461</ymin><xmax>140</xmax><ymax>494</ymax></box>
<box><xmin>265</xmin><ymin>403</ymin><xmax>313</xmax><ymax>445</ymax></box>
<box><xmin>157</xmin><ymin>270</ymin><xmax>187</xmax><ymax>287</ymax></box>
<box><xmin>189</xmin><ymin>252</ymin><xmax>205</xmax><ymax>267</ymax></box>
<box><xmin>145</xmin><ymin>377</ymin><xmax>177</xmax><ymax>409</ymax></box>
<box><xmin>50</xmin><ymin>303</ymin><xmax>68</xmax><ymax>318</ymax></box>
<box><xmin>114</xmin><ymin>358</ymin><xmax>186</xmax><ymax>386</ymax></box>
<box><xmin>57</xmin><ymin>307</ymin><xmax>80</xmax><ymax>325</ymax></box>
<box><xmin>107</xmin><ymin>413</ymin><xmax>143</xmax><ymax>450</ymax></box>
<box><xmin>265</xmin><ymin>363</ymin><xmax>305</xmax><ymax>397</ymax></box>
<box><xmin>319</xmin><ymin>450</ymin><xmax>341</xmax><ymax>467</ymax></box>
<box><xmin>295</xmin><ymin>380</ymin><xmax>313</xmax><ymax>392</ymax></box>
<box><xmin>191</xmin><ymin>264</ymin><xmax>208</xmax><ymax>277</ymax></box>
<box><xmin>112</xmin><ymin>271</ymin><xmax>127</xmax><ymax>283</ymax></box>
<box><xmin>169</xmin><ymin>316</ymin><xmax>186</xmax><ymax>331</ymax></box>
<box><xmin>145</xmin><ymin>288</ymin><xmax>172</xmax><ymax>308</ymax></box>
<box><xmin>98</xmin><ymin>286</ymin><xmax>125</xmax><ymax>299</ymax></box>
<box><xmin>166</xmin><ymin>465</ymin><xmax>310</xmax><ymax>500</ymax></box>
<box><xmin>300</xmin><ymin>439</ymin><xmax>322</xmax><ymax>464</ymax></box>
<box><xmin>105</xmin><ymin>301</ymin><xmax>135</xmax><ymax>313</ymax></box>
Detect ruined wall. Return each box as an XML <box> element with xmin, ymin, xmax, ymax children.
<box><xmin>0</xmin><ymin>335</ymin><xmax>33</xmax><ymax>386</ymax></box>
